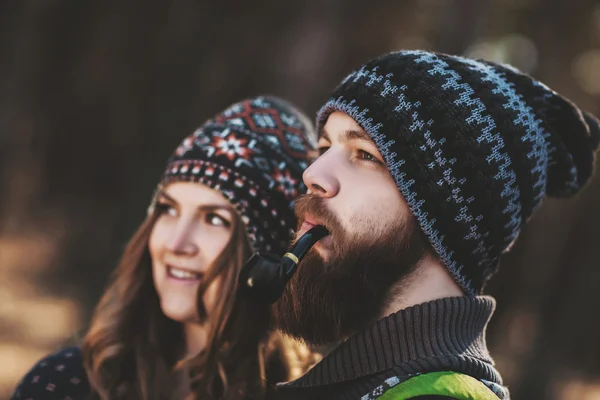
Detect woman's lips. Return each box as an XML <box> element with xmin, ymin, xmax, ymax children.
<box><xmin>166</xmin><ymin>265</ymin><xmax>203</xmax><ymax>284</ymax></box>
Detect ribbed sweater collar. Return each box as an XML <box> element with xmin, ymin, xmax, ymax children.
<box><xmin>281</xmin><ymin>296</ymin><xmax>502</xmax><ymax>388</ymax></box>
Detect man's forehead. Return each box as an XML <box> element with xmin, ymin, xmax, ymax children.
<box><xmin>319</xmin><ymin>112</ymin><xmax>374</xmax><ymax>144</ymax></box>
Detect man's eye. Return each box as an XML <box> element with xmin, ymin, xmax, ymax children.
<box><xmin>318</xmin><ymin>146</ymin><xmax>330</xmax><ymax>156</ymax></box>
<box><xmin>358</xmin><ymin>150</ymin><xmax>378</xmax><ymax>162</ymax></box>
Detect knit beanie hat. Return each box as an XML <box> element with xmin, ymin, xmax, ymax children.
<box><xmin>156</xmin><ymin>96</ymin><xmax>317</xmax><ymax>254</ymax></box>
<box><xmin>317</xmin><ymin>50</ymin><xmax>600</xmax><ymax>295</ymax></box>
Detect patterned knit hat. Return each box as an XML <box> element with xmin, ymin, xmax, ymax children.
<box><xmin>317</xmin><ymin>50</ymin><xmax>600</xmax><ymax>295</ymax></box>
<box><xmin>157</xmin><ymin>96</ymin><xmax>317</xmax><ymax>254</ymax></box>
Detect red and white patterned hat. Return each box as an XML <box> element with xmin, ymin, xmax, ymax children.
<box><xmin>158</xmin><ymin>96</ymin><xmax>317</xmax><ymax>254</ymax></box>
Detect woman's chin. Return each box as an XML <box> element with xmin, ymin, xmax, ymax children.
<box><xmin>160</xmin><ymin>302</ymin><xmax>199</xmax><ymax>324</ymax></box>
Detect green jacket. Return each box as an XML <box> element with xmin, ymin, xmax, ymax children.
<box><xmin>376</xmin><ymin>371</ymin><xmax>502</xmax><ymax>399</ymax></box>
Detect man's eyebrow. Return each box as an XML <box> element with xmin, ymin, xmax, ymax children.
<box><xmin>319</xmin><ymin>127</ymin><xmax>373</xmax><ymax>144</ymax></box>
<box><xmin>320</xmin><ymin>128</ymin><xmax>331</xmax><ymax>142</ymax></box>
<box><xmin>343</xmin><ymin>129</ymin><xmax>372</xmax><ymax>143</ymax></box>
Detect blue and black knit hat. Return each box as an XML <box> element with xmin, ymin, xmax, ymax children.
<box><xmin>156</xmin><ymin>96</ymin><xmax>317</xmax><ymax>255</ymax></box>
<box><xmin>317</xmin><ymin>50</ymin><xmax>600</xmax><ymax>295</ymax></box>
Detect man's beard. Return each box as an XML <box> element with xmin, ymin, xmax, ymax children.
<box><xmin>273</xmin><ymin>194</ymin><xmax>430</xmax><ymax>346</ymax></box>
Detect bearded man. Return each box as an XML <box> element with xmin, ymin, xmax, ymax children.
<box><xmin>274</xmin><ymin>50</ymin><xmax>600</xmax><ymax>400</ymax></box>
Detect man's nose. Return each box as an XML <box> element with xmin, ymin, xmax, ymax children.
<box><xmin>302</xmin><ymin>151</ymin><xmax>341</xmax><ymax>198</ymax></box>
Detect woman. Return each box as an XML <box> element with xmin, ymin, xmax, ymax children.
<box><xmin>11</xmin><ymin>96</ymin><xmax>318</xmax><ymax>400</ymax></box>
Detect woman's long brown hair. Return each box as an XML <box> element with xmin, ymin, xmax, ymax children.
<box><xmin>82</xmin><ymin>206</ymin><xmax>312</xmax><ymax>400</ymax></box>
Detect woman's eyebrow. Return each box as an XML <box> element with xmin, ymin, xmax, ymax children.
<box><xmin>156</xmin><ymin>190</ymin><xmax>175</xmax><ymax>203</ymax></box>
<box><xmin>158</xmin><ymin>190</ymin><xmax>233</xmax><ymax>215</ymax></box>
<box><xmin>196</xmin><ymin>204</ymin><xmax>232</xmax><ymax>214</ymax></box>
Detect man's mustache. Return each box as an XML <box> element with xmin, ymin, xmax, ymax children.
<box><xmin>294</xmin><ymin>194</ymin><xmax>343</xmax><ymax>237</ymax></box>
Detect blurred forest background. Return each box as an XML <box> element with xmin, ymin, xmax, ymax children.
<box><xmin>1</xmin><ymin>0</ymin><xmax>600</xmax><ymax>399</ymax></box>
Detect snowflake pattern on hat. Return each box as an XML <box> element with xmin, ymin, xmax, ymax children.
<box><xmin>212</xmin><ymin>129</ymin><xmax>255</xmax><ymax>161</ymax></box>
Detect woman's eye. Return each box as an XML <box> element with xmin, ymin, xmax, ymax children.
<box><xmin>156</xmin><ymin>203</ymin><xmax>177</xmax><ymax>217</ymax></box>
<box><xmin>206</xmin><ymin>213</ymin><xmax>231</xmax><ymax>228</ymax></box>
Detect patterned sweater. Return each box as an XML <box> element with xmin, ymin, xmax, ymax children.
<box><xmin>11</xmin><ymin>347</ymin><xmax>91</xmax><ymax>400</ymax></box>
<box><xmin>275</xmin><ymin>296</ymin><xmax>510</xmax><ymax>400</ymax></box>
